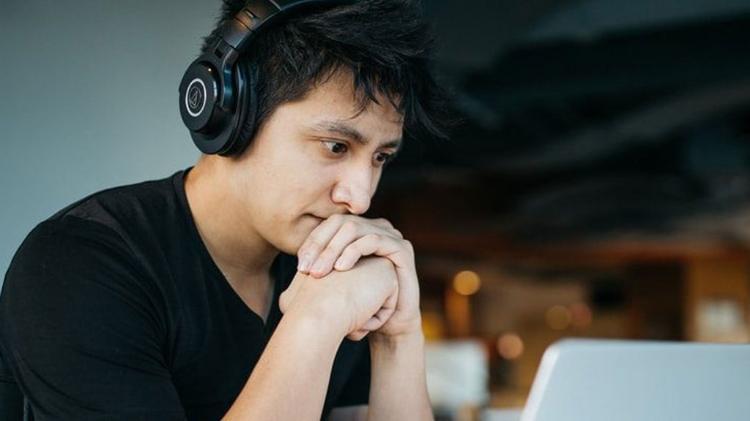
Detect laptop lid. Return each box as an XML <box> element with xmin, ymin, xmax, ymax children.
<box><xmin>521</xmin><ymin>339</ymin><xmax>750</xmax><ymax>421</ymax></box>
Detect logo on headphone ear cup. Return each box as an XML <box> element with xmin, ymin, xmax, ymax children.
<box><xmin>179</xmin><ymin>62</ymin><xmax>221</xmax><ymax>134</ymax></box>
<box><xmin>179</xmin><ymin>56</ymin><xmax>255</xmax><ymax>156</ymax></box>
<box><xmin>185</xmin><ymin>79</ymin><xmax>207</xmax><ymax>117</ymax></box>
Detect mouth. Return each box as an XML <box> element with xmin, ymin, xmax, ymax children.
<box><xmin>306</xmin><ymin>214</ymin><xmax>325</xmax><ymax>222</ymax></box>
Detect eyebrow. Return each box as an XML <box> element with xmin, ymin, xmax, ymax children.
<box><xmin>310</xmin><ymin>120</ymin><xmax>403</xmax><ymax>153</ymax></box>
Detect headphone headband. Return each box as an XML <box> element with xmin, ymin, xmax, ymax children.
<box><xmin>179</xmin><ymin>0</ymin><xmax>353</xmax><ymax>156</ymax></box>
<box><xmin>217</xmin><ymin>0</ymin><xmax>354</xmax><ymax>61</ymax></box>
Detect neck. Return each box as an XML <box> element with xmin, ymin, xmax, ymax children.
<box><xmin>184</xmin><ymin>157</ymin><xmax>279</xmax><ymax>287</ymax></box>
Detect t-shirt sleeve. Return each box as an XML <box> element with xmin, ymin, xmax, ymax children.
<box><xmin>0</xmin><ymin>217</ymin><xmax>186</xmax><ymax>420</ymax></box>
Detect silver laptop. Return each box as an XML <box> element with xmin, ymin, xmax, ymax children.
<box><xmin>517</xmin><ymin>339</ymin><xmax>750</xmax><ymax>421</ymax></box>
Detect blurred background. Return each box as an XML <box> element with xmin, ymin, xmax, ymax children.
<box><xmin>3</xmin><ymin>0</ymin><xmax>750</xmax><ymax>418</ymax></box>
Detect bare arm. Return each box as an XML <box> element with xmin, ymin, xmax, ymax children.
<box><xmin>325</xmin><ymin>332</ymin><xmax>433</xmax><ymax>421</ymax></box>
<box><xmin>367</xmin><ymin>331</ymin><xmax>433</xmax><ymax>421</ymax></box>
<box><xmin>222</xmin><ymin>306</ymin><xmax>344</xmax><ymax>420</ymax></box>
<box><xmin>222</xmin><ymin>257</ymin><xmax>398</xmax><ymax>421</ymax></box>
<box><xmin>295</xmin><ymin>215</ymin><xmax>434</xmax><ymax>421</ymax></box>
<box><xmin>324</xmin><ymin>332</ymin><xmax>433</xmax><ymax>421</ymax></box>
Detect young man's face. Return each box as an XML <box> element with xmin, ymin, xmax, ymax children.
<box><xmin>224</xmin><ymin>70</ymin><xmax>404</xmax><ymax>255</ymax></box>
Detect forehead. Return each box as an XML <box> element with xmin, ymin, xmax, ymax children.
<box><xmin>275</xmin><ymin>70</ymin><xmax>404</xmax><ymax>143</ymax></box>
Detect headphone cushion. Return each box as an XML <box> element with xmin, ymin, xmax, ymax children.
<box><xmin>221</xmin><ymin>59</ymin><xmax>261</xmax><ymax>156</ymax></box>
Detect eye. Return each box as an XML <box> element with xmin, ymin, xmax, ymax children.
<box><xmin>321</xmin><ymin>140</ymin><xmax>348</xmax><ymax>155</ymax></box>
<box><xmin>374</xmin><ymin>152</ymin><xmax>396</xmax><ymax>167</ymax></box>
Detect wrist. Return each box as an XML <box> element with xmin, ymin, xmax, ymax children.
<box><xmin>369</xmin><ymin>328</ymin><xmax>425</xmax><ymax>353</ymax></box>
<box><xmin>284</xmin><ymin>295</ymin><xmax>350</xmax><ymax>342</ymax></box>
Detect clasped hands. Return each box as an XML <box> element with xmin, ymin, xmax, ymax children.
<box><xmin>279</xmin><ymin>215</ymin><xmax>421</xmax><ymax>341</ymax></box>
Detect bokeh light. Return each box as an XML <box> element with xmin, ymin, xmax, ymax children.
<box><xmin>497</xmin><ymin>333</ymin><xmax>524</xmax><ymax>360</ymax></box>
<box><xmin>453</xmin><ymin>270</ymin><xmax>481</xmax><ymax>296</ymax></box>
<box><xmin>546</xmin><ymin>305</ymin><xmax>572</xmax><ymax>330</ymax></box>
<box><xmin>569</xmin><ymin>302</ymin><xmax>593</xmax><ymax>328</ymax></box>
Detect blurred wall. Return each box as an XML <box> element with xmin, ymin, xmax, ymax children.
<box><xmin>0</xmin><ymin>0</ymin><xmax>221</xmax><ymax>278</ymax></box>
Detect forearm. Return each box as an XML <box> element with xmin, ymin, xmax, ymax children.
<box><xmin>222</xmin><ymin>308</ymin><xmax>346</xmax><ymax>421</ymax></box>
<box><xmin>367</xmin><ymin>331</ymin><xmax>434</xmax><ymax>421</ymax></box>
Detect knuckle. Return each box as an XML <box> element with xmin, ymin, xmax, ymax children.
<box><xmin>341</xmin><ymin>242</ymin><xmax>358</xmax><ymax>254</ymax></box>
<box><xmin>377</xmin><ymin>218</ymin><xmax>393</xmax><ymax>228</ymax></box>
<box><xmin>374</xmin><ymin>256</ymin><xmax>394</xmax><ymax>269</ymax></box>
<box><xmin>366</xmin><ymin>233</ymin><xmax>382</xmax><ymax>242</ymax></box>
<box><xmin>320</xmin><ymin>246</ymin><xmax>338</xmax><ymax>259</ymax></box>
<box><xmin>305</xmin><ymin>239</ymin><xmax>324</xmax><ymax>253</ymax></box>
<box><xmin>340</xmin><ymin>220</ymin><xmax>358</xmax><ymax>235</ymax></box>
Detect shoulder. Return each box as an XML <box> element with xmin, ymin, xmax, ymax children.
<box><xmin>49</xmin><ymin>170</ymin><xmax>184</xmax><ymax>236</ymax></box>
<box><xmin>2</xmin><ymin>170</ymin><xmax>187</xmax><ymax>330</ymax></box>
<box><xmin>8</xmin><ymin>216</ymin><xmax>133</xmax><ymax>279</ymax></box>
<box><xmin>0</xmin><ymin>218</ymin><xmax>185</xmax><ymax>419</ymax></box>
<box><xmin>19</xmin><ymin>169</ymin><xmax>196</xmax><ymax>273</ymax></box>
<box><xmin>6</xmin><ymin>168</ymin><xmax>183</xmax><ymax>283</ymax></box>
<box><xmin>3</xmin><ymin>215</ymin><xmax>152</xmax><ymax>310</ymax></box>
<box><xmin>1</xmin><ymin>213</ymin><xmax>172</xmax><ymax>352</ymax></box>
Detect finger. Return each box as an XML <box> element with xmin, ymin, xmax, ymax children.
<box><xmin>361</xmin><ymin>304</ymin><xmax>396</xmax><ymax>331</ymax></box>
<box><xmin>280</xmin><ymin>269</ymin><xmax>312</xmax><ymax>309</ymax></box>
<box><xmin>346</xmin><ymin>328</ymin><xmax>369</xmax><ymax>342</ymax></box>
<box><xmin>307</xmin><ymin>220</ymin><xmax>362</xmax><ymax>278</ymax></box>
<box><xmin>310</xmin><ymin>224</ymin><xmax>396</xmax><ymax>278</ymax></box>
<box><xmin>362</xmin><ymin>316</ymin><xmax>385</xmax><ymax>331</ymax></box>
<box><xmin>297</xmin><ymin>215</ymin><xmax>346</xmax><ymax>272</ymax></box>
<box><xmin>333</xmin><ymin>234</ymin><xmax>405</xmax><ymax>271</ymax></box>
<box><xmin>297</xmin><ymin>215</ymin><xmax>401</xmax><ymax>273</ymax></box>
<box><xmin>359</xmin><ymin>281</ymin><xmax>398</xmax><ymax>331</ymax></box>
<box><xmin>371</xmin><ymin>218</ymin><xmax>403</xmax><ymax>239</ymax></box>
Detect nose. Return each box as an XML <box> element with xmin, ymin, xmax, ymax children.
<box><xmin>331</xmin><ymin>164</ymin><xmax>376</xmax><ymax>215</ymax></box>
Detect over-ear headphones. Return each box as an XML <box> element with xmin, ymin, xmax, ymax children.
<box><xmin>179</xmin><ymin>0</ymin><xmax>351</xmax><ymax>156</ymax></box>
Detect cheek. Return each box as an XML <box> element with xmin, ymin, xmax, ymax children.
<box><xmin>285</xmin><ymin>166</ymin><xmax>338</xmax><ymax>209</ymax></box>
<box><xmin>249</xmin><ymin>153</ymin><xmax>338</xmax><ymax>223</ymax></box>
<box><xmin>252</xmin><ymin>171</ymin><xmax>335</xmax><ymax>253</ymax></box>
<box><xmin>256</xmin><ymin>177</ymin><xmax>323</xmax><ymax>229</ymax></box>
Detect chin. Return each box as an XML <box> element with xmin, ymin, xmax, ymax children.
<box><xmin>272</xmin><ymin>215</ymin><xmax>320</xmax><ymax>255</ymax></box>
<box><xmin>279</xmin><ymin>229</ymin><xmax>309</xmax><ymax>255</ymax></box>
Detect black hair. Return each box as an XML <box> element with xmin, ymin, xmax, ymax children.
<box><xmin>200</xmin><ymin>0</ymin><xmax>451</xmax><ymax>151</ymax></box>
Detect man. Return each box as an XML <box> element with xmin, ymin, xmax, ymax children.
<box><xmin>0</xmin><ymin>0</ymin><xmax>449</xmax><ymax>419</ymax></box>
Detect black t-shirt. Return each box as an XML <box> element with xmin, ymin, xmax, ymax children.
<box><xmin>0</xmin><ymin>168</ymin><xmax>370</xmax><ymax>420</ymax></box>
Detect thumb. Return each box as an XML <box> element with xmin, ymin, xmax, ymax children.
<box><xmin>279</xmin><ymin>271</ymin><xmax>304</xmax><ymax>314</ymax></box>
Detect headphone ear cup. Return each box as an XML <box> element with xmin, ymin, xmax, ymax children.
<box><xmin>181</xmin><ymin>55</ymin><xmax>240</xmax><ymax>155</ymax></box>
<box><xmin>186</xmin><ymin>59</ymin><xmax>247</xmax><ymax>156</ymax></box>
<box><xmin>220</xmin><ymin>60</ymin><xmax>260</xmax><ymax>157</ymax></box>
<box><xmin>179</xmin><ymin>60</ymin><xmax>221</xmax><ymax>134</ymax></box>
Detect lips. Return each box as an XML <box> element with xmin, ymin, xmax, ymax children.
<box><xmin>307</xmin><ymin>214</ymin><xmax>325</xmax><ymax>222</ymax></box>
<box><xmin>307</xmin><ymin>212</ymin><xmax>347</xmax><ymax>222</ymax></box>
